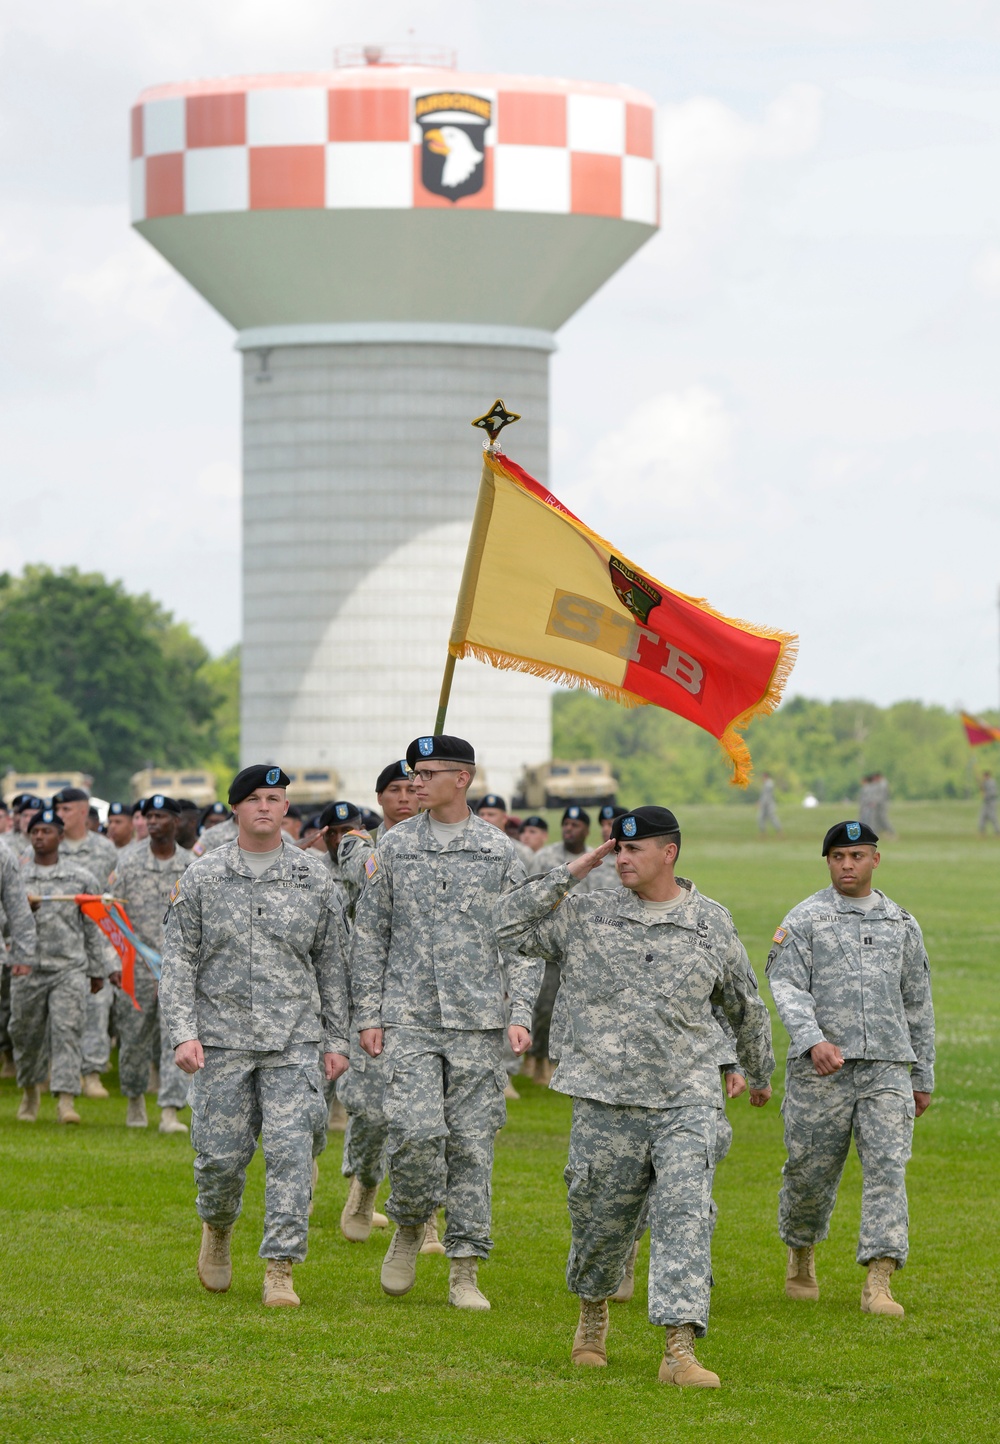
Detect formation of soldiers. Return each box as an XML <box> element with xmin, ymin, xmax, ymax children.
<box><xmin>0</xmin><ymin>746</ymin><xmax>936</xmax><ymax>1386</ymax></box>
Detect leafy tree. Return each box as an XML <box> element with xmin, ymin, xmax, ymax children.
<box><xmin>0</xmin><ymin>567</ymin><xmax>223</xmax><ymax>798</ymax></box>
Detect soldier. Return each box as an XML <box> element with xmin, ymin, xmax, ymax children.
<box><xmin>11</xmin><ymin>810</ymin><xmax>111</xmax><ymax>1124</ymax></box>
<box><xmin>5</xmin><ymin>796</ymin><xmax>43</xmax><ymax>860</ymax></box>
<box><xmin>374</xmin><ymin>761</ymin><xmax>418</xmax><ymax>839</ymax></box>
<box><xmin>351</xmin><ymin>734</ymin><xmax>538</xmax><ymax>1311</ymax></box>
<box><xmin>200</xmin><ymin>801</ymin><xmax>231</xmax><ymax>834</ymax></box>
<box><xmin>599</xmin><ymin>804</ymin><xmax>627</xmax><ymax>842</ymax></box>
<box><xmin>476</xmin><ymin>794</ymin><xmax>537</xmax><ymax>871</ymax></box>
<box><xmin>757</xmin><ymin>773</ymin><xmax>782</xmax><ymax>836</ymax></box>
<box><xmin>978</xmin><ymin>770</ymin><xmax>999</xmax><ymax>835</ymax></box>
<box><xmin>53</xmin><ymin>786</ymin><xmax>118</xmax><ymax>1101</ymax></box>
<box><xmin>191</xmin><ymin>810</ymin><xmax>238</xmax><ymax>856</ymax></box>
<box><xmin>318</xmin><ymin>801</ymin><xmax>369</xmax><ymax>917</ymax></box>
<box><xmin>496</xmin><ymin>806</ymin><xmax>774</xmax><ymax>1387</ymax></box>
<box><xmin>160</xmin><ymin>764</ymin><xmax>350</xmax><ymax>1307</ymax></box>
<box><xmin>174</xmin><ymin>800</ymin><xmax>201</xmax><ymax>852</ymax></box>
<box><xmin>108</xmin><ymin>794</ymin><xmax>193</xmax><ymax>1134</ymax></box>
<box><xmin>132</xmin><ymin>803</ymin><xmax>149</xmax><ymax>843</ymax></box>
<box><xmin>872</xmin><ymin>772</ymin><xmax>894</xmax><ymax>838</ymax></box>
<box><xmin>105</xmin><ymin>802</ymin><xmax>134</xmax><ymax>850</ymax></box>
<box><xmin>0</xmin><ymin>800</ymin><xmax>10</xmax><ymax>835</ymax></box>
<box><xmin>519</xmin><ymin>816</ymin><xmax>548</xmax><ymax>854</ymax></box>
<box><xmin>0</xmin><ymin>840</ymin><xmax>38</xmax><ymax>1078</ymax></box>
<box><xmin>281</xmin><ymin>805</ymin><xmax>304</xmax><ymax>842</ymax></box>
<box><xmin>767</xmin><ymin>820</ymin><xmax>935</xmax><ymax>1317</ymax></box>
<box><xmin>858</xmin><ymin>775</ymin><xmax>876</xmax><ymax>831</ymax></box>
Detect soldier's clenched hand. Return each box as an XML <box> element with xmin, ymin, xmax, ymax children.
<box><xmin>913</xmin><ymin>1090</ymin><xmax>931</xmax><ymax>1117</ymax></box>
<box><xmin>508</xmin><ymin>1025</ymin><xmax>531</xmax><ymax>1056</ymax></box>
<box><xmin>810</xmin><ymin>1041</ymin><xmax>844</xmax><ymax>1076</ymax></box>
<box><xmin>360</xmin><ymin>1028</ymin><xmax>383</xmax><ymax>1058</ymax></box>
<box><xmin>749</xmin><ymin>1086</ymin><xmax>772</xmax><ymax>1106</ymax></box>
<box><xmin>324</xmin><ymin>1051</ymin><xmax>349</xmax><ymax>1082</ymax></box>
<box><xmin>566</xmin><ymin>838</ymin><xmax>616</xmax><ymax>881</ymax></box>
<box><xmin>725</xmin><ymin>1072</ymin><xmax>747</xmax><ymax>1099</ymax></box>
<box><xmin>175</xmin><ymin>1040</ymin><xmax>205</xmax><ymax>1074</ymax></box>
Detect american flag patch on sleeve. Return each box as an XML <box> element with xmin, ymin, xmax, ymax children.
<box><xmin>772</xmin><ymin>926</ymin><xmax>788</xmax><ymax>945</ymax></box>
<box><xmin>364</xmin><ymin>855</ymin><xmax>379</xmax><ymax>880</ymax></box>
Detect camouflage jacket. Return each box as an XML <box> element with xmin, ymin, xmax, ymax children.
<box><xmin>109</xmin><ymin>838</ymin><xmax>192</xmax><ymax>952</ymax></box>
<box><xmin>495</xmin><ymin>867</ymin><xmax>774</xmax><ymax>1108</ymax></box>
<box><xmin>766</xmin><ymin>885</ymin><xmax>935</xmax><ymax>1091</ymax></box>
<box><xmin>61</xmin><ymin>831</ymin><xmax>117</xmax><ymax>886</ymax></box>
<box><xmin>160</xmin><ymin>837</ymin><xmax>350</xmax><ymax>1055</ymax></box>
<box><xmin>0</xmin><ymin>844</ymin><xmax>36</xmax><ymax>969</ymax></box>
<box><xmin>532</xmin><ymin>840</ymin><xmax>620</xmax><ymax>892</ymax></box>
<box><xmin>192</xmin><ymin>816</ymin><xmax>239</xmax><ymax>856</ymax></box>
<box><xmin>351</xmin><ymin>809</ymin><xmax>537</xmax><ymax>1032</ymax></box>
<box><xmin>336</xmin><ymin>830</ymin><xmax>375</xmax><ymax>926</ymax></box>
<box><xmin>21</xmin><ymin>856</ymin><xmax>112</xmax><ymax>976</ymax></box>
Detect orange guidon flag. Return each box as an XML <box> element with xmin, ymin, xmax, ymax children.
<box><xmin>449</xmin><ymin>451</ymin><xmax>797</xmax><ymax>786</ymax></box>
<box><xmin>960</xmin><ymin>711</ymin><xmax>1000</xmax><ymax>746</ymax></box>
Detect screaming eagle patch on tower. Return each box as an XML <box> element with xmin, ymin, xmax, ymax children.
<box><xmin>415</xmin><ymin>91</ymin><xmax>491</xmax><ymax>202</ymax></box>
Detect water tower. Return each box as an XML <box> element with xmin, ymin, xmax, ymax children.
<box><xmin>129</xmin><ymin>46</ymin><xmax>659</xmax><ymax>803</ymax></box>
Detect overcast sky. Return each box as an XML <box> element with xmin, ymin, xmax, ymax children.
<box><xmin>2</xmin><ymin>1</ymin><xmax>999</xmax><ymax>711</ymax></box>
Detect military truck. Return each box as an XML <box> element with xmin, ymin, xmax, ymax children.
<box><xmin>284</xmin><ymin>768</ymin><xmax>344</xmax><ymax>808</ymax></box>
<box><xmin>3</xmin><ymin>770</ymin><xmax>94</xmax><ymax>805</ymax></box>
<box><xmin>130</xmin><ymin>768</ymin><xmax>217</xmax><ymax>806</ymax></box>
<box><xmin>514</xmin><ymin>760</ymin><xmax>617</xmax><ymax>811</ymax></box>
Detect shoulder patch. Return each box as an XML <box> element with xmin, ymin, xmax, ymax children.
<box><xmin>772</xmin><ymin>926</ymin><xmax>788</xmax><ymax>945</ymax></box>
<box><xmin>168</xmin><ymin>879</ymin><xmax>182</xmax><ymax>905</ymax></box>
<box><xmin>364</xmin><ymin>854</ymin><xmax>379</xmax><ymax>880</ymax></box>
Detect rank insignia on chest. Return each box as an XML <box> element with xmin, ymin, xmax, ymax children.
<box><xmin>772</xmin><ymin>926</ymin><xmax>788</xmax><ymax>945</ymax></box>
<box><xmin>364</xmin><ymin>855</ymin><xmax>379</xmax><ymax>880</ymax></box>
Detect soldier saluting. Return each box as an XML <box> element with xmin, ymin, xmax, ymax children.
<box><xmin>160</xmin><ymin>765</ymin><xmax>351</xmax><ymax>1309</ymax></box>
<box><xmin>767</xmin><ymin>820</ymin><xmax>935</xmax><ymax>1317</ymax></box>
<box><xmin>496</xmin><ymin>805</ymin><xmax>774</xmax><ymax>1388</ymax></box>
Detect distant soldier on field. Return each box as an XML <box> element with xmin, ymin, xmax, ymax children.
<box><xmin>858</xmin><ymin>775</ymin><xmax>876</xmax><ymax>831</ymax></box>
<box><xmin>0</xmin><ymin>840</ymin><xmax>38</xmax><ymax>1079</ymax></box>
<box><xmin>978</xmin><ymin>771</ymin><xmax>998</xmax><ymax>835</ymax></box>
<box><xmin>757</xmin><ymin>773</ymin><xmax>782</xmax><ymax>836</ymax></box>
<box><xmin>767</xmin><ymin>820</ymin><xmax>934</xmax><ymax>1317</ymax></box>
<box><xmin>872</xmin><ymin>772</ymin><xmax>894</xmax><ymax>838</ymax></box>
<box><xmin>160</xmin><ymin>764</ymin><xmax>350</xmax><ymax>1308</ymax></box>
<box><xmin>11</xmin><ymin>810</ymin><xmax>111</xmax><ymax>1125</ymax></box>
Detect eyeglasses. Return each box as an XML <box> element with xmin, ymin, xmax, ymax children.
<box><xmin>411</xmin><ymin>768</ymin><xmax>461</xmax><ymax>782</ymax></box>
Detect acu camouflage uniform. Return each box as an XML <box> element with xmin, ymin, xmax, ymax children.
<box><xmin>62</xmin><ymin>831</ymin><xmax>117</xmax><ymax>1078</ymax></box>
<box><xmin>351</xmin><ymin>810</ymin><xmax>537</xmax><ymax>1260</ymax></box>
<box><xmin>767</xmin><ymin>885</ymin><xmax>935</xmax><ymax>1267</ymax></box>
<box><xmin>11</xmin><ymin>857</ymin><xmax>111</xmax><ymax>1095</ymax></box>
<box><xmin>757</xmin><ymin>778</ymin><xmax>781</xmax><ymax>834</ymax></box>
<box><xmin>160</xmin><ymin>837</ymin><xmax>350</xmax><ymax>1262</ymax></box>
<box><xmin>0</xmin><ymin>847</ymin><xmax>37</xmax><ymax>1060</ymax></box>
<box><xmin>496</xmin><ymin>867</ymin><xmax>774</xmax><ymax>1336</ymax></box>
<box><xmin>978</xmin><ymin>775</ymin><xmax>999</xmax><ymax>835</ymax></box>
<box><xmin>191</xmin><ymin>816</ymin><xmax>239</xmax><ymax>856</ymax></box>
<box><xmin>109</xmin><ymin>839</ymin><xmax>193</xmax><ymax>1108</ymax></box>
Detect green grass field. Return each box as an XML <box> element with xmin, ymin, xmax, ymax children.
<box><xmin>1</xmin><ymin>801</ymin><xmax>997</xmax><ymax>1443</ymax></box>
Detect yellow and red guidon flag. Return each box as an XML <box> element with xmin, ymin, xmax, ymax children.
<box><xmin>449</xmin><ymin>452</ymin><xmax>797</xmax><ymax>786</ymax></box>
<box><xmin>960</xmin><ymin>711</ymin><xmax>1000</xmax><ymax>746</ymax></box>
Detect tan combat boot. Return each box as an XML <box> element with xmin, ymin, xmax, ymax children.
<box><xmin>327</xmin><ymin>1095</ymin><xmax>347</xmax><ymax>1132</ymax></box>
<box><xmin>372</xmin><ymin>1206</ymin><xmax>389</xmax><ymax>1228</ymax></box>
<box><xmin>56</xmin><ymin>1093</ymin><xmax>81</xmax><ymax>1125</ymax></box>
<box><xmin>571</xmin><ymin>1298</ymin><xmax>609</xmax><ymax>1366</ymax></box>
<box><xmin>503</xmin><ymin>1079</ymin><xmax>520</xmax><ymax>1100</ymax></box>
<box><xmin>448</xmin><ymin>1256</ymin><xmax>490</xmax><ymax>1311</ymax></box>
<box><xmin>1</xmin><ymin>1050</ymin><xmax>17</xmax><ymax>1079</ymax></box>
<box><xmin>658</xmin><ymin>1324</ymin><xmax>721</xmax><ymax>1388</ymax></box>
<box><xmin>785</xmin><ymin>1245</ymin><xmax>819</xmax><ymax>1300</ymax></box>
<box><xmin>861</xmin><ymin>1257</ymin><xmax>905</xmax><ymax>1317</ymax></box>
<box><xmin>536</xmin><ymin>1058</ymin><xmax>555</xmax><ymax>1087</ymax></box>
<box><xmin>80</xmin><ymin>1072</ymin><xmax>109</xmax><ymax>1100</ymax></box>
<box><xmin>197</xmin><ymin>1223</ymin><xmax>233</xmax><ymax>1292</ymax></box>
<box><xmin>17</xmin><ymin>1085</ymin><xmax>41</xmax><ymax>1122</ymax></box>
<box><xmin>148</xmin><ymin>1064</ymin><xmax>160</xmax><ymax>1094</ymax></box>
<box><xmin>612</xmin><ymin>1240</ymin><xmax>640</xmax><ymax>1303</ymax></box>
<box><xmin>380</xmin><ymin>1224</ymin><xmax>422</xmax><ymax>1296</ymax></box>
<box><xmin>126</xmin><ymin>1095</ymin><xmax>148</xmax><ymax>1128</ymax></box>
<box><xmin>262</xmin><ymin>1258</ymin><xmax>300</xmax><ymax>1307</ymax></box>
<box><xmin>420</xmin><ymin>1211</ymin><xmax>447</xmax><ymax>1254</ymax></box>
<box><xmin>340</xmin><ymin>1175</ymin><xmax>379</xmax><ymax>1242</ymax></box>
<box><xmin>158</xmin><ymin>1106</ymin><xmax>188</xmax><ymax>1135</ymax></box>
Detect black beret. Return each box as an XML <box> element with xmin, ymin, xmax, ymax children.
<box><xmin>28</xmin><ymin>808</ymin><xmax>64</xmax><ymax>832</ymax></box>
<box><xmin>361</xmin><ymin>808</ymin><xmax>383</xmax><ymax>832</ymax></box>
<box><xmin>304</xmin><ymin>813</ymin><xmax>325</xmax><ymax>832</ymax></box>
<box><xmin>228</xmin><ymin>765</ymin><xmax>291</xmax><ymax>807</ymax></box>
<box><xmin>477</xmin><ymin>794</ymin><xmax>507</xmax><ymax>812</ymax></box>
<box><xmin>130</xmin><ymin>800</ymin><xmax>146</xmax><ymax>815</ymax></box>
<box><xmin>200</xmin><ymin>801</ymin><xmax>230</xmax><ymax>823</ymax></box>
<box><xmin>821</xmin><ymin>820</ymin><xmax>879</xmax><ymax>856</ymax></box>
<box><xmin>562</xmin><ymin>805</ymin><xmax>591</xmax><ymax>825</ymax></box>
<box><xmin>51</xmin><ymin>787</ymin><xmax>89</xmax><ymax>805</ymax></box>
<box><xmin>141</xmin><ymin>793</ymin><xmax>181</xmax><ymax>816</ymax></box>
<box><xmin>376</xmin><ymin>760</ymin><xmax>412</xmax><ymax>795</ymax></box>
<box><xmin>600</xmin><ymin>804</ymin><xmax>627</xmax><ymax>822</ymax></box>
<box><xmin>175</xmin><ymin>798</ymin><xmax>200</xmax><ymax>812</ymax></box>
<box><xmin>612</xmin><ymin>806</ymin><xmax>680</xmax><ymax>842</ymax></box>
<box><xmin>405</xmin><ymin>735</ymin><xmax>475</xmax><ymax>769</ymax></box>
<box><xmin>319</xmin><ymin>800</ymin><xmax>363</xmax><ymax>829</ymax></box>
<box><xmin>522</xmin><ymin>815</ymin><xmax>548</xmax><ymax>830</ymax></box>
<box><xmin>18</xmin><ymin>796</ymin><xmax>45</xmax><ymax>813</ymax></box>
<box><xmin>107</xmin><ymin>802</ymin><xmax>129</xmax><ymax>817</ymax></box>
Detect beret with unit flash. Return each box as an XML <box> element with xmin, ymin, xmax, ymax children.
<box><xmin>821</xmin><ymin>820</ymin><xmax>879</xmax><ymax>856</ymax></box>
<box><xmin>405</xmin><ymin>735</ymin><xmax>475</xmax><ymax>769</ymax></box>
<box><xmin>228</xmin><ymin>765</ymin><xmax>291</xmax><ymax>807</ymax></box>
<box><xmin>611</xmin><ymin>806</ymin><xmax>680</xmax><ymax>842</ymax></box>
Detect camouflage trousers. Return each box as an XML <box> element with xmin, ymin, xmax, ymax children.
<box><xmin>80</xmin><ymin>981</ymin><xmax>112</xmax><ymax>1075</ymax></box>
<box><xmin>778</xmin><ymin>1057</ymin><xmax>915</xmax><ymax>1267</ymax></box>
<box><xmin>979</xmin><ymin>799</ymin><xmax>999</xmax><ymax>834</ymax></box>
<box><xmin>565</xmin><ymin>1098</ymin><xmax>719</xmax><ymax>1336</ymax></box>
<box><xmin>758</xmin><ymin>802</ymin><xmax>781</xmax><ymax>833</ymax></box>
<box><xmin>0</xmin><ymin>962</ymin><xmax>10</xmax><ymax>1054</ymax></box>
<box><xmin>629</xmin><ymin>1107</ymin><xmax>733</xmax><ymax>1245</ymax></box>
<box><xmin>336</xmin><ymin>1034</ymin><xmax>388</xmax><ymax>1189</ymax></box>
<box><xmin>381</xmin><ymin>1025</ymin><xmax>507</xmax><ymax>1259</ymax></box>
<box><xmin>527</xmin><ymin>961</ymin><xmax>560</xmax><ymax>1061</ymax></box>
<box><xmin>113</xmin><ymin>971</ymin><xmax>189</xmax><ymax>1109</ymax></box>
<box><xmin>9</xmin><ymin>967</ymin><xmax>88</xmax><ymax>1095</ymax></box>
<box><xmin>190</xmin><ymin>1044</ymin><xmax>327</xmax><ymax>1262</ymax></box>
